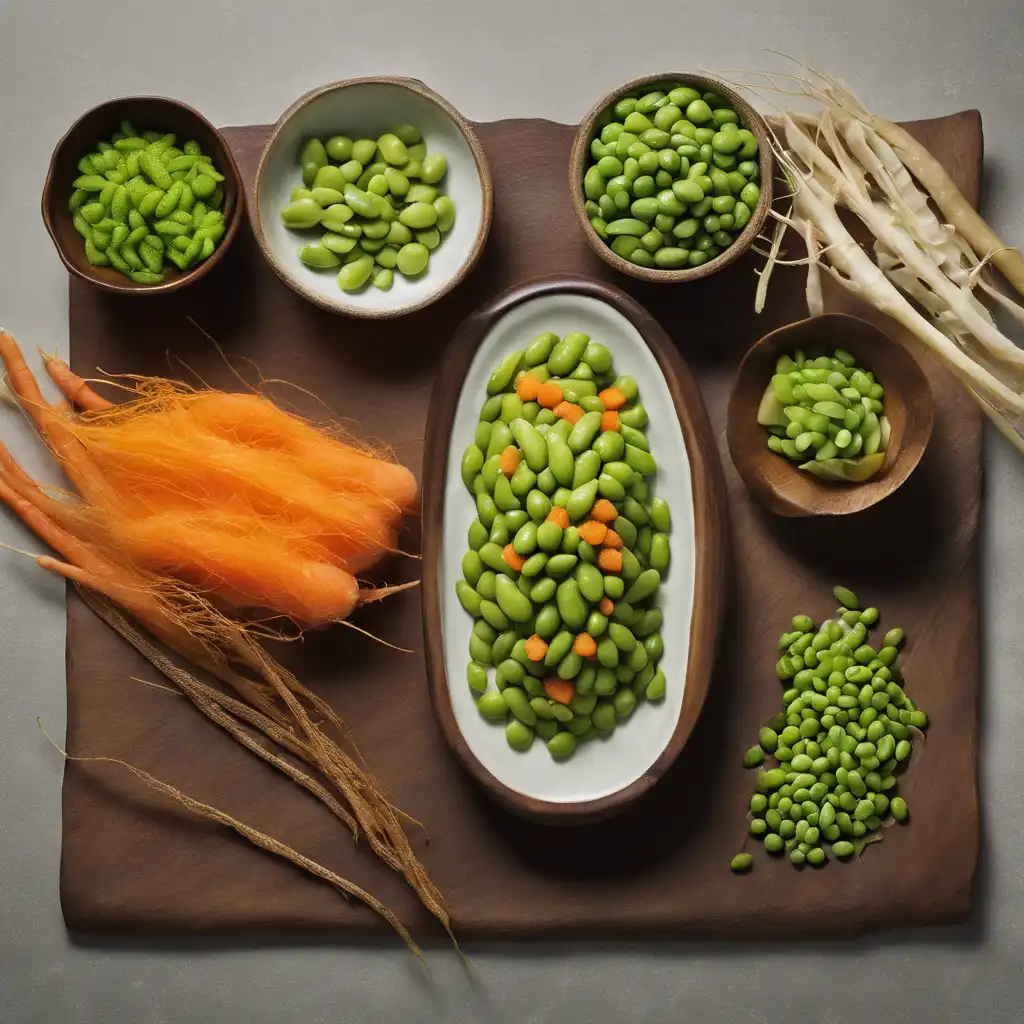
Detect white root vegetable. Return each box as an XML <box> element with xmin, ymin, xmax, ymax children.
<box><xmin>733</xmin><ymin>63</ymin><xmax>1024</xmax><ymax>453</ymax></box>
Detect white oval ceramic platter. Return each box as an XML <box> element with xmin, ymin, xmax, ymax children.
<box><xmin>440</xmin><ymin>291</ymin><xmax>697</xmax><ymax>806</ymax></box>
<box><xmin>255</xmin><ymin>79</ymin><xmax>489</xmax><ymax>317</ymax></box>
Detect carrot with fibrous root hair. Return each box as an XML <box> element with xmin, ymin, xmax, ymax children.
<box><xmin>40</xmin><ymin>351</ymin><xmax>114</xmax><ymax>411</ymax></box>
<box><xmin>0</xmin><ymin>332</ymin><xmax>454</xmax><ymax>951</ymax></box>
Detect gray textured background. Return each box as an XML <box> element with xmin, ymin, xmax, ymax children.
<box><xmin>1</xmin><ymin>1</ymin><xmax>1023</xmax><ymax>1021</ymax></box>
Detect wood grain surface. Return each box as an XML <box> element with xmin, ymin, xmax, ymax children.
<box><xmin>59</xmin><ymin>111</ymin><xmax>982</xmax><ymax>940</ymax></box>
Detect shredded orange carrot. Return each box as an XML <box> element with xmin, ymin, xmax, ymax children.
<box><xmin>537</xmin><ymin>382</ymin><xmax>564</xmax><ymax>409</ymax></box>
<box><xmin>515</xmin><ymin>375</ymin><xmax>541</xmax><ymax>402</ymax></box>
<box><xmin>578</xmin><ymin>520</ymin><xmax>607</xmax><ymax>546</ymax></box>
<box><xmin>600</xmin><ymin>410</ymin><xmax>620</xmax><ymax>433</ymax></box>
<box><xmin>553</xmin><ymin>401</ymin><xmax>583</xmax><ymax>424</ymax></box>
<box><xmin>599</xmin><ymin>596</ymin><xmax>614</xmax><ymax>616</ymax></box>
<box><xmin>573</xmin><ymin>632</ymin><xmax>597</xmax><ymax>657</ymax></box>
<box><xmin>543</xmin><ymin>678</ymin><xmax>575</xmax><ymax>705</ymax></box>
<box><xmin>591</xmin><ymin>499</ymin><xmax>618</xmax><ymax>523</ymax></box>
<box><xmin>545</xmin><ymin>506</ymin><xmax>569</xmax><ymax>529</ymax></box>
<box><xmin>524</xmin><ymin>634</ymin><xmax>548</xmax><ymax>662</ymax></box>
<box><xmin>502</xmin><ymin>544</ymin><xmax>525</xmax><ymax>572</ymax></box>
<box><xmin>499</xmin><ymin>446</ymin><xmax>521</xmax><ymax>476</ymax></box>
<box><xmin>598</xmin><ymin>387</ymin><xmax>627</xmax><ymax>410</ymax></box>
<box><xmin>603</xmin><ymin>528</ymin><xmax>623</xmax><ymax>549</ymax></box>
<box><xmin>598</xmin><ymin>548</ymin><xmax>623</xmax><ymax>573</ymax></box>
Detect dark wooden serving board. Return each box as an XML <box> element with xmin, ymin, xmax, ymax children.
<box><xmin>60</xmin><ymin>112</ymin><xmax>982</xmax><ymax>940</ymax></box>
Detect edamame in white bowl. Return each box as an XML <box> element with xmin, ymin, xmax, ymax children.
<box><xmin>421</xmin><ymin>279</ymin><xmax>727</xmax><ymax>823</ymax></box>
<box><xmin>254</xmin><ymin>77</ymin><xmax>492</xmax><ymax>319</ymax></box>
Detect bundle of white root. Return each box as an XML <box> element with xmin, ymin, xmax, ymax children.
<box><xmin>739</xmin><ymin>64</ymin><xmax>1024</xmax><ymax>452</ymax></box>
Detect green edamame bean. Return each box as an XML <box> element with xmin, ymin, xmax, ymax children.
<box><xmin>503</xmin><ymin>686</ymin><xmax>537</xmax><ymax>727</ymax></box>
<box><xmin>527</xmin><ymin>490</ymin><xmax>552</xmax><ymax>522</ymax></box>
<box><xmin>573</xmin><ymin>449</ymin><xmax>602</xmax><ymax>488</ymax></box>
<box><xmin>525</xmin><ymin>333</ymin><xmax>558</xmax><ymax>367</ymax></box>
<box><xmin>623</xmin><ymin>568</ymin><xmax>660</xmax><ymax>604</ymax></box>
<box><xmin>567</xmin><ymin>411</ymin><xmax>603</xmax><ymax>454</ymax></box>
<box><xmin>547</xmin><ymin>432</ymin><xmax>574</xmax><ymax>487</ymax></box>
<box><xmin>576</xmin><ymin>562</ymin><xmax>605</xmax><ymax>603</ymax></box>
<box><xmin>556</xmin><ymin>579</ymin><xmax>588</xmax><ymax>629</ymax></box>
<box><xmin>495</xmin><ymin>574</ymin><xmax>534</xmax><ymax>622</ymax></box>
<box><xmin>624</xmin><ymin>444</ymin><xmax>657</xmax><ymax>477</ymax></box>
<box><xmin>544</xmin><ymin>630</ymin><xmax>573</xmax><ymax>668</ymax></box>
<box><xmin>547</xmin><ymin>333</ymin><xmax>590</xmax><ymax>377</ymax></box>
<box><xmin>547</xmin><ymin>731</ymin><xmax>576</xmax><ymax>760</ymax></box>
<box><xmin>592</xmin><ymin>430</ymin><xmax>625</xmax><ymax>464</ymax></box>
<box><xmin>487</xmin><ymin>351</ymin><xmax>524</xmax><ymax>396</ymax></box>
<box><xmin>566</xmin><ymin>480</ymin><xmax>599</xmax><ymax>521</ymax></box>
<box><xmin>513</xmin><ymin>521</ymin><xmax>539</xmax><ymax>556</ymax></box>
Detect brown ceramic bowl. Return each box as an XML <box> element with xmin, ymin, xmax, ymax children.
<box><xmin>569</xmin><ymin>72</ymin><xmax>773</xmax><ymax>284</ymax></box>
<box><xmin>252</xmin><ymin>77</ymin><xmax>493</xmax><ymax>319</ymax></box>
<box><xmin>42</xmin><ymin>96</ymin><xmax>244</xmax><ymax>295</ymax></box>
<box><xmin>727</xmin><ymin>313</ymin><xmax>934</xmax><ymax>517</ymax></box>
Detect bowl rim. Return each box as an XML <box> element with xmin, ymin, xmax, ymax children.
<box><xmin>568</xmin><ymin>71</ymin><xmax>774</xmax><ymax>284</ymax></box>
<box><xmin>252</xmin><ymin>76</ymin><xmax>494</xmax><ymax>320</ymax></box>
<box><xmin>41</xmin><ymin>94</ymin><xmax>245</xmax><ymax>296</ymax></box>
<box><xmin>726</xmin><ymin>311</ymin><xmax>935</xmax><ymax>517</ymax></box>
<box><xmin>420</xmin><ymin>275</ymin><xmax>729</xmax><ymax>824</ymax></box>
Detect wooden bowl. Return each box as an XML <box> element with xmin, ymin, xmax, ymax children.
<box><xmin>421</xmin><ymin>277</ymin><xmax>728</xmax><ymax>824</ymax></box>
<box><xmin>253</xmin><ymin>77</ymin><xmax>493</xmax><ymax>319</ymax></box>
<box><xmin>727</xmin><ymin>313</ymin><xmax>934</xmax><ymax>517</ymax></box>
<box><xmin>569</xmin><ymin>72</ymin><xmax>774</xmax><ymax>284</ymax></box>
<box><xmin>42</xmin><ymin>96</ymin><xmax>244</xmax><ymax>295</ymax></box>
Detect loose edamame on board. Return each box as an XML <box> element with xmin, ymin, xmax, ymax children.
<box><xmin>734</xmin><ymin>587</ymin><xmax>928</xmax><ymax>870</ymax></box>
<box><xmin>456</xmin><ymin>331</ymin><xmax>673</xmax><ymax>759</ymax></box>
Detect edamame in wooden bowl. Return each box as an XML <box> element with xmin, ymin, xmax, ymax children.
<box><xmin>254</xmin><ymin>77</ymin><xmax>493</xmax><ymax>319</ymax></box>
<box><xmin>569</xmin><ymin>73</ymin><xmax>773</xmax><ymax>283</ymax></box>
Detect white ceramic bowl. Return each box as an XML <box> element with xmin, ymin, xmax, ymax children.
<box><xmin>253</xmin><ymin>77</ymin><xmax>492</xmax><ymax>318</ymax></box>
<box><xmin>421</xmin><ymin>279</ymin><xmax>727</xmax><ymax>823</ymax></box>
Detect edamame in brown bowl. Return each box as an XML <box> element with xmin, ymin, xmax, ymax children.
<box><xmin>569</xmin><ymin>73</ymin><xmax>773</xmax><ymax>283</ymax></box>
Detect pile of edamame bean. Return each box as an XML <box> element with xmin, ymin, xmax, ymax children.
<box><xmin>279</xmin><ymin>126</ymin><xmax>455</xmax><ymax>293</ymax></box>
<box><xmin>582</xmin><ymin>83</ymin><xmax>761</xmax><ymax>270</ymax></box>
<box><xmin>731</xmin><ymin>586</ymin><xmax>927</xmax><ymax>872</ymax></box>
<box><xmin>69</xmin><ymin>123</ymin><xmax>227</xmax><ymax>283</ymax></box>
<box><xmin>457</xmin><ymin>332</ymin><xmax>671</xmax><ymax>761</ymax></box>
<box><xmin>758</xmin><ymin>347</ymin><xmax>890</xmax><ymax>483</ymax></box>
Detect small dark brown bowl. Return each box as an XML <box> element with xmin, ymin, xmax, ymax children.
<box><xmin>727</xmin><ymin>313</ymin><xmax>934</xmax><ymax>517</ymax></box>
<box><xmin>569</xmin><ymin>72</ymin><xmax>774</xmax><ymax>284</ymax></box>
<box><xmin>42</xmin><ymin>96</ymin><xmax>244</xmax><ymax>295</ymax></box>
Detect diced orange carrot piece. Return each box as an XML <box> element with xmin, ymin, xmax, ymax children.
<box><xmin>524</xmin><ymin>634</ymin><xmax>549</xmax><ymax>662</ymax></box>
<box><xmin>578</xmin><ymin>520</ymin><xmax>608</xmax><ymax>546</ymax></box>
<box><xmin>554</xmin><ymin>401</ymin><xmax>584</xmax><ymax>424</ymax></box>
<box><xmin>546</xmin><ymin>505</ymin><xmax>570</xmax><ymax>528</ymax></box>
<box><xmin>537</xmin><ymin>382</ymin><xmax>564</xmax><ymax>409</ymax></box>
<box><xmin>516</xmin><ymin>375</ymin><xmax>541</xmax><ymax>402</ymax></box>
<box><xmin>502</xmin><ymin>544</ymin><xmax>525</xmax><ymax>571</ymax></box>
<box><xmin>598</xmin><ymin>548</ymin><xmax>623</xmax><ymax>573</ymax></box>
<box><xmin>600</xmin><ymin>410</ymin><xmax>620</xmax><ymax>433</ymax></box>
<box><xmin>599</xmin><ymin>596</ymin><xmax>615</xmax><ymax>616</ymax></box>
<box><xmin>598</xmin><ymin>387</ymin><xmax>627</xmax><ymax>410</ymax></box>
<box><xmin>591</xmin><ymin>498</ymin><xmax>618</xmax><ymax>523</ymax></box>
<box><xmin>603</xmin><ymin>528</ymin><xmax>623</xmax><ymax>549</ymax></box>
<box><xmin>499</xmin><ymin>445</ymin><xmax>521</xmax><ymax>476</ymax></box>
<box><xmin>543</xmin><ymin>677</ymin><xmax>575</xmax><ymax>705</ymax></box>
<box><xmin>573</xmin><ymin>632</ymin><xmax>597</xmax><ymax>657</ymax></box>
